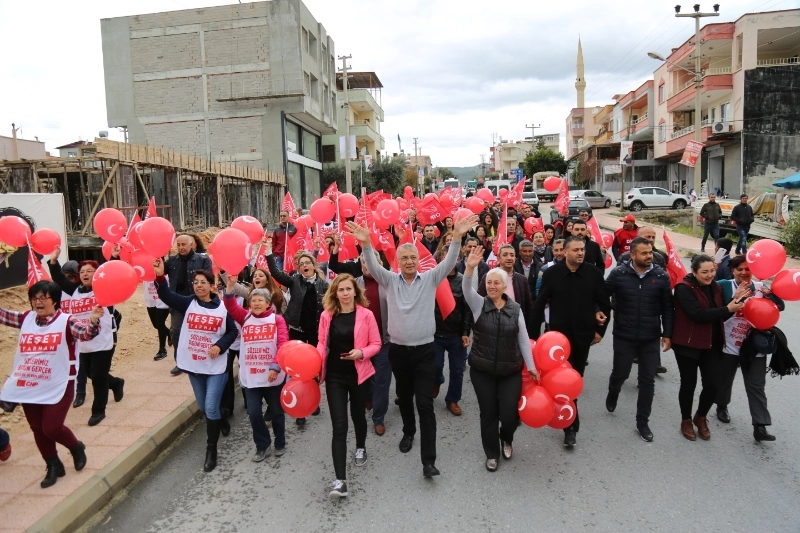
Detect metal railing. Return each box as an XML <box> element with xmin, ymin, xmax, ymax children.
<box><xmin>632</xmin><ymin>113</ymin><xmax>648</xmax><ymax>125</ymax></box>
<box><xmin>757</xmin><ymin>57</ymin><xmax>799</xmax><ymax>67</ymax></box>
<box><xmin>670</xmin><ymin>125</ymin><xmax>695</xmax><ymax>140</ymax></box>
<box><xmin>703</xmin><ymin>67</ymin><xmax>732</xmax><ymax>76</ymax></box>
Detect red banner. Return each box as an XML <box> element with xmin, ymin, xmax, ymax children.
<box><xmin>553</xmin><ymin>178</ymin><xmax>570</xmax><ymax>216</ymax></box>
<box><xmin>322</xmin><ymin>182</ymin><xmax>339</xmax><ymax>199</ymax></box>
<box><xmin>416</xmin><ymin>196</ymin><xmax>446</xmax><ymax>226</ymax></box>
<box><xmin>679</xmin><ymin>141</ymin><xmax>704</xmax><ymax>168</ymax></box>
<box><xmin>282</xmin><ymin>192</ymin><xmax>296</xmax><ymax>219</ymax></box>
<box><xmin>27</xmin><ymin>241</ymin><xmax>51</xmax><ymax>289</ymax></box>
<box><xmin>505</xmin><ymin>178</ymin><xmax>526</xmax><ymax>209</ymax></box>
<box><xmin>663</xmin><ymin>231</ymin><xmax>687</xmax><ymax>288</ymax></box>
<box><xmin>493</xmin><ymin>205</ymin><xmax>508</xmax><ymax>256</ymax></box>
<box><xmin>145</xmin><ymin>197</ymin><xmax>158</xmax><ymax>220</ymax></box>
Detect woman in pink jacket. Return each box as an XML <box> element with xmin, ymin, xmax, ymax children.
<box><xmin>317</xmin><ymin>273</ymin><xmax>381</xmax><ymax>498</ymax></box>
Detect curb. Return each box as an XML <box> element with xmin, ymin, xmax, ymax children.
<box><xmin>26</xmin><ymin>397</ymin><xmax>201</xmax><ymax>533</ymax></box>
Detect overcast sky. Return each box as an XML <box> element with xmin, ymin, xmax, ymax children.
<box><xmin>0</xmin><ymin>0</ymin><xmax>788</xmax><ymax>167</ymax></box>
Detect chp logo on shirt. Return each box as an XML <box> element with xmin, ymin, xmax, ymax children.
<box><xmin>186</xmin><ymin>313</ymin><xmax>223</xmax><ymax>332</ymax></box>
<box><xmin>19</xmin><ymin>332</ymin><xmax>63</xmax><ymax>353</ymax></box>
<box><xmin>241</xmin><ymin>323</ymin><xmax>276</xmax><ymax>342</ymax></box>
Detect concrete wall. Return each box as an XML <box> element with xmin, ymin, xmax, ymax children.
<box><xmin>0</xmin><ymin>136</ymin><xmax>46</xmax><ymax>160</ymax></box>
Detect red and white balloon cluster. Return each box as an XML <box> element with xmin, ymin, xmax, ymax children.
<box><xmin>741</xmin><ymin>239</ymin><xmax>799</xmax><ymax>330</ymax></box>
<box><xmin>276</xmin><ymin>341</ymin><xmax>322</xmax><ymax>418</ymax></box>
<box><xmin>518</xmin><ymin>332</ymin><xmax>583</xmax><ymax>430</ymax></box>
<box><xmin>0</xmin><ymin>215</ymin><xmax>61</xmax><ymax>254</ymax></box>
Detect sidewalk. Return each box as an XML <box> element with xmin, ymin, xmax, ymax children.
<box><xmin>0</xmin><ymin>352</ymin><xmax>198</xmax><ymax>532</ymax></box>
<box><xmin>593</xmin><ymin>210</ymin><xmax>800</xmax><ymax>270</ymax></box>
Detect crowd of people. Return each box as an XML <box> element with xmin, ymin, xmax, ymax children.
<box><xmin>0</xmin><ymin>195</ymin><xmax>792</xmax><ymax>498</ymax></box>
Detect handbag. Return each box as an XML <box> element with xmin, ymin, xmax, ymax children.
<box><xmin>747</xmin><ymin>328</ymin><xmax>777</xmax><ymax>355</ymax></box>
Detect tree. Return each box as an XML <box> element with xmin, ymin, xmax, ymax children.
<box><xmin>438</xmin><ymin>167</ymin><xmax>456</xmax><ymax>181</ymax></box>
<box><xmin>370</xmin><ymin>155</ymin><xmax>407</xmax><ymax>197</ymax></box>
<box><xmin>781</xmin><ymin>211</ymin><xmax>800</xmax><ymax>257</ymax></box>
<box><xmin>522</xmin><ymin>148</ymin><xmax>568</xmax><ymax>179</ymax></box>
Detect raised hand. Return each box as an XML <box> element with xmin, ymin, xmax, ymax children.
<box><xmin>466</xmin><ymin>245</ymin><xmax>483</xmax><ymax>269</ymax></box>
<box><xmin>345</xmin><ymin>221</ymin><xmax>370</xmax><ymax>246</ymax></box>
<box><xmin>453</xmin><ymin>214</ymin><xmax>479</xmax><ymax>237</ymax></box>
<box><xmin>225</xmin><ymin>271</ymin><xmax>239</xmax><ymax>293</ymax></box>
<box><xmin>90</xmin><ymin>306</ymin><xmax>104</xmax><ymax>325</ymax></box>
<box><xmin>152</xmin><ymin>258</ymin><xmax>165</xmax><ymax>277</ymax></box>
<box><xmin>49</xmin><ymin>246</ymin><xmax>61</xmax><ymax>264</ymax></box>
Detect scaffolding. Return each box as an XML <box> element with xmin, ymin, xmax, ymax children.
<box><xmin>0</xmin><ymin>138</ymin><xmax>285</xmax><ymax>249</ymax></box>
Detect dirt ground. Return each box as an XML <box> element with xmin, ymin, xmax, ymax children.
<box><xmin>0</xmin><ymin>284</ymin><xmax>160</xmax><ymax>438</ymax></box>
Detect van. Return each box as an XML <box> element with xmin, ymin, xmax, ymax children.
<box><xmin>482</xmin><ymin>180</ymin><xmax>511</xmax><ymax>198</ymax></box>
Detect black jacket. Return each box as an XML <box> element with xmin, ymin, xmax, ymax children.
<box><xmin>469</xmin><ymin>295</ymin><xmax>523</xmax><ymax>376</ymax></box>
<box><xmin>165</xmin><ymin>250</ymin><xmax>212</xmax><ymax>296</ymax></box>
<box><xmin>583</xmin><ymin>238</ymin><xmax>606</xmax><ymax>271</ymax></box>
<box><xmin>605</xmin><ymin>262</ymin><xmax>674</xmax><ymax>342</ymax></box>
<box><xmin>421</xmin><ymin>237</ymin><xmax>439</xmax><ymax>254</ymax></box>
<box><xmin>435</xmin><ymin>272</ymin><xmax>472</xmax><ymax>338</ymax></box>
<box><xmin>456</xmin><ymin>257</ymin><xmax>489</xmax><ymax>282</ymax></box>
<box><xmin>266</xmin><ymin>253</ymin><xmax>329</xmax><ymax>330</ymax></box>
<box><xmin>513</xmin><ymin>258</ymin><xmax>538</xmax><ymax>299</ymax></box>
<box><xmin>731</xmin><ymin>203</ymin><xmax>754</xmax><ymax>228</ymax></box>
<box><xmin>478</xmin><ymin>270</ymin><xmax>535</xmax><ymax>338</ymax></box>
<box><xmin>531</xmin><ymin>261</ymin><xmax>611</xmax><ymax>345</ymax></box>
<box><xmin>714</xmin><ymin>255</ymin><xmax>733</xmax><ymax>281</ymax></box>
<box><xmin>618</xmin><ymin>248</ymin><xmax>666</xmax><ymax>268</ymax></box>
<box><xmin>700</xmin><ymin>201</ymin><xmax>723</xmax><ymax>224</ymax></box>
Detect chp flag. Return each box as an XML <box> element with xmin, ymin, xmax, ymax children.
<box><xmin>679</xmin><ymin>141</ymin><xmax>704</xmax><ymax>168</ymax></box>
<box><xmin>663</xmin><ymin>231</ymin><xmax>688</xmax><ymax>288</ymax></box>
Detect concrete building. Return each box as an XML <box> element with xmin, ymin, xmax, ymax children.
<box><xmin>652</xmin><ymin>9</ymin><xmax>800</xmax><ymax>197</ymax></box>
<box><xmin>321</xmin><ymin>71</ymin><xmax>385</xmax><ymax>165</ymax></box>
<box><xmin>101</xmin><ymin>0</ymin><xmax>337</xmax><ymax>208</ymax></box>
<box><xmin>0</xmin><ymin>135</ymin><xmax>46</xmax><ymax>161</ymax></box>
<box><xmin>408</xmin><ymin>154</ymin><xmax>433</xmax><ymax>177</ymax></box>
<box><xmin>490</xmin><ymin>135</ymin><xmax>560</xmax><ymax>176</ymax></box>
<box><xmin>55</xmin><ymin>141</ymin><xmax>95</xmax><ymax>158</ymax></box>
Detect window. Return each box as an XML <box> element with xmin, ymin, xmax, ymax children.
<box><xmin>287</xmin><ymin>162</ymin><xmax>303</xmax><ymax>206</ymax></box>
<box><xmin>720</xmin><ymin>102</ymin><xmax>730</xmax><ymax>122</ymax></box>
<box><xmin>67</xmin><ymin>151</ymin><xmax>77</xmax><ymax>157</ymax></box>
<box><xmin>572</xmin><ymin>119</ymin><xmax>582</xmax><ymax>129</ymax></box>
<box><xmin>305</xmin><ymin>168</ymin><xmax>321</xmax><ymax>202</ymax></box>
<box><xmin>309</xmin><ymin>74</ymin><xmax>319</xmax><ymax>102</ymax></box>
<box><xmin>303</xmin><ymin>72</ymin><xmax>310</xmax><ymax>95</ymax></box>
<box><xmin>545</xmin><ymin>135</ymin><xmax>555</xmax><ymax>142</ymax></box>
<box><xmin>658</xmin><ymin>84</ymin><xmax>665</xmax><ymax>103</ymax></box>
<box><xmin>308</xmin><ymin>32</ymin><xmax>317</xmax><ymax>60</ymax></box>
<box><xmin>302</xmin><ymin>130</ymin><xmax>319</xmax><ymax>161</ymax></box>
<box><xmin>573</xmin><ymin>140</ymin><xmax>579</xmax><ymax>148</ymax></box>
<box><xmin>286</xmin><ymin>122</ymin><xmax>300</xmax><ymax>153</ymax></box>
<box><xmin>301</xmin><ymin>28</ymin><xmax>308</xmax><ymax>52</ymax></box>
<box><xmin>321</xmin><ymin>45</ymin><xmax>327</xmax><ymax>72</ymax></box>
<box><xmin>655</xmin><ymin>188</ymin><xmax>670</xmax><ymax>195</ymax></box>
<box><xmin>640</xmin><ymin>188</ymin><xmax>653</xmax><ymax>195</ymax></box>
<box><xmin>711</xmin><ymin>107</ymin><xmax>716</xmax><ymax>123</ymax></box>
<box><xmin>658</xmin><ymin>123</ymin><xmax>665</xmax><ymax>142</ymax></box>
<box><xmin>736</xmin><ymin>34</ymin><xmax>743</xmax><ymax>70</ymax></box>
<box><xmin>322</xmin><ymin>145</ymin><xmax>336</xmax><ymax>163</ymax></box>
<box><xmin>323</xmin><ymin>84</ymin><xmax>329</xmax><ymax>114</ymax></box>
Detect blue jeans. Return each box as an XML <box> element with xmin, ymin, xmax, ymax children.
<box><xmin>700</xmin><ymin>222</ymin><xmax>720</xmax><ymax>251</ymax></box>
<box><xmin>244</xmin><ymin>383</ymin><xmax>286</xmax><ymax>451</ymax></box>
<box><xmin>188</xmin><ymin>372</ymin><xmax>228</xmax><ymax>421</ymax></box>
<box><xmin>434</xmin><ymin>336</ymin><xmax>467</xmax><ymax>404</ymax></box>
<box><xmin>274</xmin><ymin>255</ymin><xmax>284</xmax><ymax>271</ymax></box>
<box><xmin>370</xmin><ymin>344</ymin><xmax>391</xmax><ymax>426</ymax></box>
<box><xmin>736</xmin><ymin>226</ymin><xmax>749</xmax><ymax>254</ymax></box>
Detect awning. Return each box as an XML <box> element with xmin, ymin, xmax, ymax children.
<box><xmin>772</xmin><ymin>172</ymin><xmax>800</xmax><ymax>189</ymax></box>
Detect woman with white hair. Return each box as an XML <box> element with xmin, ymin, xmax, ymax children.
<box><xmin>462</xmin><ymin>246</ymin><xmax>539</xmax><ymax>472</ymax></box>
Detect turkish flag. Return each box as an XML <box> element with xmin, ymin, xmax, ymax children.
<box><xmin>27</xmin><ymin>242</ymin><xmax>51</xmax><ymax>289</ymax></box>
<box><xmin>414</xmin><ymin>240</ymin><xmax>455</xmax><ymax>319</ymax></box>
<box><xmin>493</xmin><ymin>205</ymin><xmax>508</xmax><ymax>256</ymax></box>
<box><xmin>663</xmin><ymin>231</ymin><xmax>687</xmax><ymax>288</ymax></box>
<box><xmin>553</xmin><ymin>178</ymin><xmax>570</xmax><ymax>216</ymax></box>
<box><xmin>145</xmin><ymin>197</ymin><xmax>158</xmax><ymax>219</ymax></box>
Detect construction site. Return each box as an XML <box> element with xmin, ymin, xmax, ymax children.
<box><xmin>0</xmin><ymin>138</ymin><xmax>284</xmax><ymax>258</ymax></box>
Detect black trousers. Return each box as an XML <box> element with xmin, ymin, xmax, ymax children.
<box><xmin>716</xmin><ymin>353</ymin><xmax>771</xmax><ymax>426</ymax></box>
<box><xmin>326</xmin><ymin>370</ymin><xmax>369</xmax><ymax>481</ymax></box>
<box><xmin>289</xmin><ymin>327</ymin><xmax>318</xmax><ymax>347</ymax></box>
<box><xmin>81</xmin><ymin>349</ymin><xmax>122</xmax><ymax>416</ymax></box>
<box><xmin>608</xmin><ymin>337</ymin><xmax>660</xmax><ymax>423</ymax></box>
<box><xmin>220</xmin><ymin>349</ymin><xmax>247</xmax><ymax>415</ymax></box>
<box><xmin>146</xmin><ymin>307</ymin><xmax>170</xmax><ymax>352</ymax></box>
<box><xmin>674</xmin><ymin>346</ymin><xmax>720</xmax><ymax>420</ymax></box>
<box><xmin>170</xmin><ymin>309</ymin><xmax>185</xmax><ymax>363</ymax></box>
<box><xmin>470</xmin><ymin>368</ymin><xmax>521</xmax><ymax>460</ymax></box>
<box><xmin>563</xmin><ymin>336</ymin><xmax>591</xmax><ymax>433</ymax></box>
<box><xmin>389</xmin><ymin>342</ymin><xmax>437</xmax><ymax>465</ymax></box>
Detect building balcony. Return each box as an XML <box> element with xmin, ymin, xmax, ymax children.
<box><xmin>756</xmin><ymin>57</ymin><xmax>800</xmax><ymax>68</ymax></box>
<box><xmin>596</xmin><ymin>130</ymin><xmax>613</xmax><ymax>145</ymax></box>
<box><xmin>347</xmin><ymin>89</ymin><xmax>384</xmax><ymax>121</ymax></box>
<box><xmin>667</xmin><ymin>72</ymin><xmax>733</xmax><ymax>113</ymax></box>
<box><xmin>665</xmin><ymin>122</ymin><xmax>712</xmax><ymax>155</ymax></box>
<box><xmin>593</xmin><ymin>105</ymin><xmax>613</xmax><ymax>125</ymax></box>
<box><xmin>350</xmin><ymin>121</ymin><xmax>385</xmax><ymax>150</ymax></box>
<box><xmin>570</xmin><ymin>127</ymin><xmax>585</xmax><ymax>137</ymax></box>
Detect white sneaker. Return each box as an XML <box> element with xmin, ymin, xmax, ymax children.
<box><xmin>355</xmin><ymin>448</ymin><xmax>368</xmax><ymax>467</ymax></box>
<box><xmin>330</xmin><ymin>479</ymin><xmax>348</xmax><ymax>498</ymax></box>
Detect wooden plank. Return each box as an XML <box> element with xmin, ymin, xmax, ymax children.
<box><xmin>80</xmin><ymin>162</ymin><xmax>119</xmax><ymax>235</ymax></box>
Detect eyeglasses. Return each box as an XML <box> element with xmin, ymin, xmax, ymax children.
<box><xmin>192</xmin><ymin>280</ymin><xmax>211</xmax><ymax>286</ymax></box>
<box><xmin>30</xmin><ymin>295</ymin><xmax>52</xmax><ymax>303</ymax></box>
<box><xmin>297</xmin><ymin>261</ymin><xmax>313</xmax><ymax>267</ymax></box>
<box><xmin>79</xmin><ymin>270</ymin><xmax>96</xmax><ymax>275</ymax></box>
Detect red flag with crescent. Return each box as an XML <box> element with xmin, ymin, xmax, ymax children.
<box><xmin>27</xmin><ymin>241</ymin><xmax>51</xmax><ymax>289</ymax></box>
<box><xmin>145</xmin><ymin>197</ymin><xmax>158</xmax><ymax>220</ymax></box>
<box><xmin>663</xmin><ymin>231</ymin><xmax>687</xmax><ymax>288</ymax></box>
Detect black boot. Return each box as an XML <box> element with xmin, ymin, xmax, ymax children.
<box><xmin>70</xmin><ymin>441</ymin><xmax>87</xmax><ymax>471</ymax></box>
<box><xmin>72</xmin><ymin>393</ymin><xmax>85</xmax><ymax>408</ymax></box>
<box><xmin>220</xmin><ymin>413</ymin><xmax>231</xmax><ymax>437</ymax></box>
<box><xmin>41</xmin><ymin>456</ymin><xmax>66</xmax><ymax>488</ymax></box>
<box><xmin>204</xmin><ymin>419</ymin><xmax>221</xmax><ymax>472</ymax></box>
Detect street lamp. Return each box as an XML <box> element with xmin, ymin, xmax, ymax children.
<box><xmin>649</xmin><ymin>4</ymin><xmax>719</xmax><ymax>234</ymax></box>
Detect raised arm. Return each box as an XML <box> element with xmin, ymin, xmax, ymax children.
<box><xmin>48</xmin><ymin>247</ymin><xmax>79</xmax><ymax>295</ymax></box>
<box><xmin>428</xmin><ymin>215</ymin><xmax>479</xmax><ymax>286</ymax></box>
<box><xmin>153</xmin><ymin>259</ymin><xmax>193</xmax><ymax>313</ymax></box>
<box><xmin>462</xmin><ymin>246</ymin><xmax>486</xmax><ymax>321</ymax></box>
<box><xmin>219</xmin><ymin>271</ymin><xmax>250</xmax><ymax>299</ymax></box>
<box><xmin>346</xmin><ymin>221</ymin><xmax>393</xmax><ymax>288</ymax></box>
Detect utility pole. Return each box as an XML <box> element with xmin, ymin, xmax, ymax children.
<box><xmin>525</xmin><ymin>123</ymin><xmax>541</xmax><ymax>145</ymax></box>
<box><xmin>10</xmin><ymin>123</ymin><xmax>20</xmax><ymax>160</ymax></box>
<box><xmin>339</xmin><ymin>54</ymin><xmax>353</xmax><ymax>194</ymax></box>
<box><xmin>413</xmin><ymin>137</ymin><xmax>422</xmax><ymax>196</ymax></box>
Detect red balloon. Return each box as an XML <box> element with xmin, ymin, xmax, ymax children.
<box><xmin>294</xmin><ymin>215</ymin><xmax>311</xmax><ymax>233</ymax></box>
<box><xmin>309</xmin><ymin>198</ymin><xmax>337</xmax><ymax>224</ymax></box>
<box><xmin>276</xmin><ymin>340</ymin><xmax>304</xmax><ymax>371</ymax></box>
<box><xmin>498</xmin><ymin>189</ymin><xmax>509</xmax><ymax>198</ymax></box>
<box><xmin>541</xmin><ymin>366</ymin><xmax>584</xmax><ymax>401</ymax></box>
<box><xmin>771</xmin><ymin>269</ymin><xmax>800</xmax><ymax>301</ymax></box>
<box><xmin>433</xmin><ymin>227</ymin><xmax>441</xmax><ymax>238</ymax></box>
<box><xmin>746</xmin><ymin>239</ymin><xmax>786</xmax><ymax>280</ymax></box>
<box><xmin>211</xmin><ymin>228</ymin><xmax>252</xmax><ymax>275</ymax></box>
<box><xmin>92</xmin><ymin>260</ymin><xmax>139</xmax><ymax>306</ymax></box>
<box><xmin>29</xmin><ymin>229</ymin><xmax>61</xmax><ymax>255</ymax></box>
<box><xmin>376</xmin><ymin>199</ymin><xmax>400</xmax><ymax>225</ymax></box>
<box><xmin>0</xmin><ymin>216</ymin><xmax>32</xmax><ymax>248</ymax></box>
<box><xmin>465</xmin><ymin>196</ymin><xmax>485</xmax><ymax>214</ymax></box>
<box><xmin>533</xmin><ymin>331</ymin><xmax>571</xmax><ymax>372</ymax></box>
<box><xmin>280</xmin><ymin>342</ymin><xmax>322</xmax><ymax>381</ymax></box>
<box><xmin>337</xmin><ymin>193</ymin><xmax>359</xmax><ymax>219</ymax></box>
<box><xmin>601</xmin><ymin>231</ymin><xmax>614</xmax><ymax>248</ymax></box>
<box><xmin>743</xmin><ymin>298</ymin><xmax>780</xmax><ymax>330</ymax></box>
<box><xmin>605</xmin><ymin>254</ymin><xmax>613</xmax><ymax>269</ymax></box>
<box><xmin>127</xmin><ymin>221</ymin><xmax>144</xmax><ymax>249</ymax></box>
<box><xmin>101</xmin><ymin>241</ymin><xmax>115</xmax><ymax>261</ymax></box>
<box><xmin>373</xmin><ymin>210</ymin><xmax>391</xmax><ymax>230</ymax></box>
<box><xmin>280</xmin><ymin>378</ymin><xmax>321</xmax><ymax>418</ymax></box>
<box><xmin>453</xmin><ymin>207</ymin><xmax>473</xmax><ymax>224</ymax></box>
<box><xmin>129</xmin><ymin>250</ymin><xmax>156</xmax><ymax>282</ymax></box>
<box><xmin>548</xmin><ymin>398</ymin><xmax>577</xmax><ymax>429</ymax></box>
<box><xmin>231</xmin><ymin>216</ymin><xmax>264</xmax><ymax>244</ymax></box>
<box><xmin>518</xmin><ymin>385</ymin><xmax>555</xmax><ymax>428</ymax></box>
<box><xmin>476</xmin><ymin>188</ymin><xmax>495</xmax><ymax>203</ymax></box>
<box><xmin>93</xmin><ymin>208</ymin><xmax>128</xmax><ymax>244</ymax></box>
<box><xmin>117</xmin><ymin>238</ymin><xmax>134</xmax><ymax>262</ymax></box>
<box><xmin>138</xmin><ymin>217</ymin><xmax>176</xmax><ymax>258</ymax></box>
<box><xmin>439</xmin><ymin>193</ymin><xmax>454</xmax><ymax>207</ymax></box>
<box><xmin>524</xmin><ymin>217</ymin><xmax>543</xmax><ymax>235</ymax></box>
<box><xmin>543</xmin><ymin>176</ymin><xmax>561</xmax><ymax>192</ymax></box>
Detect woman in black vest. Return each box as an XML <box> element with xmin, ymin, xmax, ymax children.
<box><xmin>462</xmin><ymin>246</ymin><xmax>539</xmax><ymax>472</ymax></box>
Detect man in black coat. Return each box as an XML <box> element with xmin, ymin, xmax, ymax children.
<box><xmin>604</xmin><ymin>237</ymin><xmax>674</xmax><ymax>442</ymax></box>
<box><xmin>571</xmin><ymin>219</ymin><xmax>606</xmax><ymax>271</ymax></box>
<box><xmin>164</xmin><ymin>234</ymin><xmax>212</xmax><ymax>375</ymax></box>
<box><xmin>421</xmin><ymin>224</ymin><xmax>439</xmax><ymax>254</ymax></box>
<box><xmin>479</xmin><ymin>244</ymin><xmax>534</xmax><ymax>338</ymax></box>
<box><xmin>730</xmin><ymin>194</ymin><xmax>754</xmax><ymax>255</ymax></box>
<box><xmin>456</xmin><ymin>237</ymin><xmax>489</xmax><ymax>291</ymax></box>
<box><xmin>531</xmin><ymin>236</ymin><xmax>611</xmax><ymax>447</ymax></box>
<box><xmin>514</xmin><ymin>239</ymin><xmax>538</xmax><ymax>298</ymax></box>
<box><xmin>699</xmin><ymin>193</ymin><xmax>723</xmax><ymax>252</ymax></box>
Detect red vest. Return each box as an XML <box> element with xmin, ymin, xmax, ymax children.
<box><xmin>672</xmin><ymin>280</ymin><xmax>725</xmax><ymax>350</ymax></box>
<box><xmin>614</xmin><ymin>227</ymin><xmax>639</xmax><ymax>255</ymax></box>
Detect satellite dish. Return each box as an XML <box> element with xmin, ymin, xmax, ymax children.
<box><xmin>98</xmin><ymin>131</ymin><xmax>109</xmax><ymax>138</ymax></box>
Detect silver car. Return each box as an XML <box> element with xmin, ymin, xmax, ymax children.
<box><xmin>569</xmin><ymin>190</ymin><xmax>613</xmax><ymax>209</ymax></box>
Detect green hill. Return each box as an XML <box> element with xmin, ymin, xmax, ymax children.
<box><xmin>443</xmin><ymin>165</ymin><xmax>482</xmax><ymax>183</ymax></box>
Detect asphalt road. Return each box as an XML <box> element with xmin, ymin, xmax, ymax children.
<box><xmin>84</xmin><ymin>270</ymin><xmax>800</xmax><ymax>533</ymax></box>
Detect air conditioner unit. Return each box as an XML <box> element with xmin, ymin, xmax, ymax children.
<box><xmin>712</xmin><ymin>121</ymin><xmax>730</xmax><ymax>133</ymax></box>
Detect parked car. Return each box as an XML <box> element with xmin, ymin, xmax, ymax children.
<box><xmin>521</xmin><ymin>191</ymin><xmax>539</xmax><ymax>208</ymax></box>
<box><xmin>569</xmin><ymin>189</ymin><xmax>613</xmax><ymax>209</ymax></box>
<box><xmin>567</xmin><ymin>199</ymin><xmax>593</xmax><ymax>218</ymax></box>
<box><xmin>623</xmin><ymin>187</ymin><xmax>691</xmax><ymax>211</ymax></box>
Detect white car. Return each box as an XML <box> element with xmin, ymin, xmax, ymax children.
<box><xmin>521</xmin><ymin>191</ymin><xmax>539</xmax><ymax>208</ymax></box>
<box><xmin>624</xmin><ymin>187</ymin><xmax>691</xmax><ymax>211</ymax></box>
